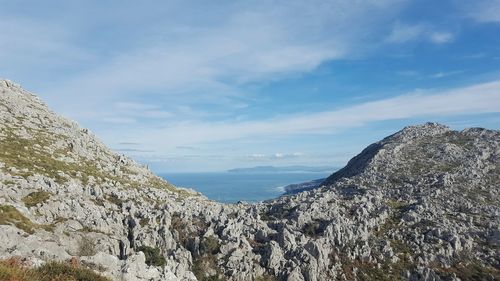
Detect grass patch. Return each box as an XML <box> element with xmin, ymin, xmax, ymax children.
<box><xmin>139</xmin><ymin>217</ymin><xmax>149</xmax><ymax>227</ymax></box>
<box><xmin>105</xmin><ymin>195</ymin><xmax>124</xmax><ymax>208</ymax></box>
<box><xmin>0</xmin><ymin>205</ymin><xmax>39</xmax><ymax>234</ymax></box>
<box><xmin>192</xmin><ymin>255</ymin><xmax>226</xmax><ymax>281</ymax></box>
<box><xmin>432</xmin><ymin>260</ymin><xmax>499</xmax><ymax>281</ymax></box>
<box><xmin>22</xmin><ymin>191</ymin><xmax>51</xmax><ymax>208</ymax></box>
<box><xmin>1</xmin><ymin>179</ymin><xmax>16</xmax><ymax>185</ymax></box>
<box><xmin>338</xmin><ymin>251</ymin><xmax>413</xmax><ymax>281</ymax></box>
<box><xmin>0</xmin><ymin>257</ymin><xmax>112</xmax><ymax>281</ymax></box>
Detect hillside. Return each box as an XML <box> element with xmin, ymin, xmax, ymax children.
<box><xmin>0</xmin><ymin>80</ymin><xmax>498</xmax><ymax>281</ymax></box>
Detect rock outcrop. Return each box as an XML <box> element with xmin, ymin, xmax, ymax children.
<box><xmin>0</xmin><ymin>79</ymin><xmax>499</xmax><ymax>280</ymax></box>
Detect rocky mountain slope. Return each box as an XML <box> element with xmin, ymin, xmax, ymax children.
<box><xmin>283</xmin><ymin>178</ymin><xmax>326</xmax><ymax>194</ymax></box>
<box><xmin>0</xmin><ymin>80</ymin><xmax>499</xmax><ymax>281</ymax></box>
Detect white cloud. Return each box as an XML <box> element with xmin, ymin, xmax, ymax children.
<box><xmin>31</xmin><ymin>0</ymin><xmax>405</xmax><ymax>115</ymax></box>
<box><xmin>105</xmin><ymin>80</ymin><xmax>500</xmax><ymax>150</ymax></box>
<box><xmin>386</xmin><ymin>23</ymin><xmax>454</xmax><ymax>44</ymax></box>
<box><xmin>386</xmin><ymin>23</ymin><xmax>426</xmax><ymax>43</ymax></box>
<box><xmin>429</xmin><ymin>32</ymin><xmax>454</xmax><ymax>44</ymax></box>
<box><xmin>248</xmin><ymin>154</ymin><xmax>267</xmax><ymax>160</ymax></box>
<box><xmin>465</xmin><ymin>0</ymin><xmax>500</xmax><ymax>23</ymax></box>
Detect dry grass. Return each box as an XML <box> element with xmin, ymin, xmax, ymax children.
<box><xmin>0</xmin><ymin>205</ymin><xmax>53</xmax><ymax>234</ymax></box>
<box><xmin>0</xmin><ymin>205</ymin><xmax>38</xmax><ymax>234</ymax></box>
<box><xmin>0</xmin><ymin>257</ymin><xmax>112</xmax><ymax>281</ymax></box>
<box><xmin>22</xmin><ymin>191</ymin><xmax>51</xmax><ymax>208</ymax></box>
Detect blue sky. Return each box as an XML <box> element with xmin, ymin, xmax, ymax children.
<box><xmin>1</xmin><ymin>0</ymin><xmax>500</xmax><ymax>172</ymax></box>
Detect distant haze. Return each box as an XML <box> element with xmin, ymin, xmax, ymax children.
<box><xmin>228</xmin><ymin>166</ymin><xmax>337</xmax><ymax>174</ymax></box>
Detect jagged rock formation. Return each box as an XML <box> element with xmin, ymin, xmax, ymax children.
<box><xmin>0</xmin><ymin>80</ymin><xmax>499</xmax><ymax>281</ymax></box>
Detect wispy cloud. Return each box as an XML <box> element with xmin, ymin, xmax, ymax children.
<box><xmin>428</xmin><ymin>32</ymin><xmax>454</xmax><ymax>44</ymax></box>
<box><xmin>176</xmin><ymin>146</ymin><xmax>200</xmax><ymax>151</ymax></box>
<box><xmin>118</xmin><ymin>142</ymin><xmax>142</xmax><ymax>146</ymax></box>
<box><xmin>429</xmin><ymin>70</ymin><xmax>464</xmax><ymax>79</ymax></box>
<box><xmin>30</xmin><ymin>0</ymin><xmax>405</xmax><ymax>116</ymax></box>
<box><xmin>0</xmin><ymin>18</ymin><xmax>91</xmax><ymax>71</ymax></box>
<box><xmin>248</xmin><ymin>152</ymin><xmax>304</xmax><ymax>161</ymax></box>
<box><xmin>464</xmin><ymin>0</ymin><xmax>500</xmax><ymax>23</ymax></box>
<box><xmin>3</xmin><ymin>0</ymin><xmax>500</xmax><ymax>172</ymax></box>
<box><xmin>459</xmin><ymin>53</ymin><xmax>488</xmax><ymax>60</ymax></box>
<box><xmin>386</xmin><ymin>23</ymin><xmax>454</xmax><ymax>44</ymax></box>
<box><xmin>108</xmin><ymin>80</ymin><xmax>500</xmax><ymax>149</ymax></box>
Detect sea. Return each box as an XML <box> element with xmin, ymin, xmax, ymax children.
<box><xmin>159</xmin><ymin>172</ymin><xmax>331</xmax><ymax>203</ymax></box>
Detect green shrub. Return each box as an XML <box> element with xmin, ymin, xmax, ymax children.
<box><xmin>139</xmin><ymin>217</ymin><xmax>149</xmax><ymax>227</ymax></box>
<box><xmin>137</xmin><ymin>246</ymin><xmax>166</xmax><ymax>267</ymax></box>
<box><xmin>200</xmin><ymin>236</ymin><xmax>220</xmax><ymax>255</ymax></box>
<box><xmin>302</xmin><ymin>221</ymin><xmax>325</xmax><ymax>237</ymax></box>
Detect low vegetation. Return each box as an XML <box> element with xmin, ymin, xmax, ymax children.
<box><xmin>137</xmin><ymin>246</ymin><xmax>166</xmax><ymax>267</ymax></box>
<box><xmin>77</xmin><ymin>235</ymin><xmax>97</xmax><ymax>257</ymax></box>
<box><xmin>434</xmin><ymin>261</ymin><xmax>500</xmax><ymax>281</ymax></box>
<box><xmin>260</xmin><ymin>204</ymin><xmax>298</xmax><ymax>221</ymax></box>
<box><xmin>0</xmin><ymin>257</ymin><xmax>111</xmax><ymax>281</ymax></box>
<box><xmin>0</xmin><ymin>205</ymin><xmax>42</xmax><ymax>234</ymax></box>
<box><xmin>302</xmin><ymin>220</ymin><xmax>326</xmax><ymax>237</ymax></box>
<box><xmin>22</xmin><ymin>191</ymin><xmax>51</xmax><ymax>208</ymax></box>
<box><xmin>200</xmin><ymin>236</ymin><xmax>220</xmax><ymax>255</ymax></box>
<box><xmin>192</xmin><ymin>255</ymin><xmax>226</xmax><ymax>281</ymax></box>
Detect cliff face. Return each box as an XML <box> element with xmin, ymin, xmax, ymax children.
<box><xmin>0</xmin><ymin>80</ymin><xmax>499</xmax><ymax>281</ymax></box>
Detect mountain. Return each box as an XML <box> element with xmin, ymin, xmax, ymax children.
<box><xmin>228</xmin><ymin>166</ymin><xmax>335</xmax><ymax>173</ymax></box>
<box><xmin>0</xmin><ymin>79</ymin><xmax>499</xmax><ymax>281</ymax></box>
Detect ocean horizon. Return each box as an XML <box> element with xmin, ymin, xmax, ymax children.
<box><xmin>160</xmin><ymin>172</ymin><xmax>330</xmax><ymax>203</ymax></box>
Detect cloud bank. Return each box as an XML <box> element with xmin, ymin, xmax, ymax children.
<box><xmin>108</xmin><ymin>80</ymin><xmax>500</xmax><ymax>148</ymax></box>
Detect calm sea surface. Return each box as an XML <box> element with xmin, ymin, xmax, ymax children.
<box><xmin>159</xmin><ymin>172</ymin><xmax>330</xmax><ymax>203</ymax></box>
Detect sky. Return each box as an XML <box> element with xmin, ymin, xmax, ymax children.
<box><xmin>1</xmin><ymin>0</ymin><xmax>500</xmax><ymax>172</ymax></box>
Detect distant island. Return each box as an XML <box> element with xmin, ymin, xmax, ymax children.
<box><xmin>227</xmin><ymin>165</ymin><xmax>336</xmax><ymax>173</ymax></box>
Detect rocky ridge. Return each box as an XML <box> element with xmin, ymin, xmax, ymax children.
<box><xmin>0</xmin><ymin>80</ymin><xmax>499</xmax><ymax>281</ymax></box>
